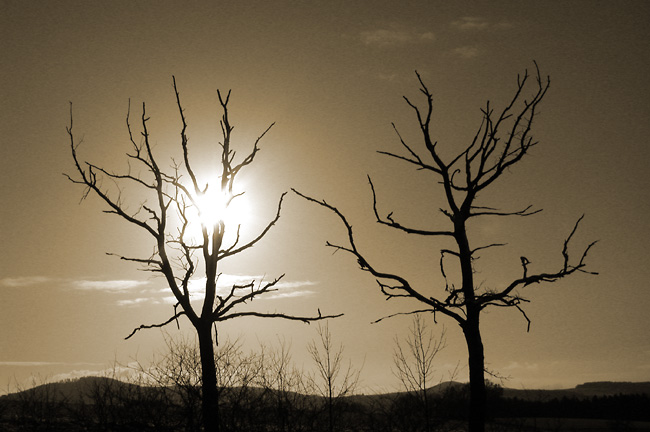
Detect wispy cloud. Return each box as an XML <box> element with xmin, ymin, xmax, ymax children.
<box><xmin>452</xmin><ymin>16</ymin><xmax>490</xmax><ymax>31</ymax></box>
<box><xmin>451</xmin><ymin>16</ymin><xmax>513</xmax><ymax>31</ymax></box>
<box><xmin>275</xmin><ymin>280</ymin><xmax>317</xmax><ymax>290</ymax></box>
<box><xmin>217</xmin><ymin>274</ymin><xmax>262</xmax><ymax>288</ymax></box>
<box><xmin>454</xmin><ymin>46</ymin><xmax>480</xmax><ymax>59</ymax></box>
<box><xmin>116</xmin><ymin>297</ymin><xmax>152</xmax><ymax>307</ymax></box>
<box><xmin>376</xmin><ymin>73</ymin><xmax>399</xmax><ymax>82</ymax></box>
<box><xmin>0</xmin><ymin>361</ymin><xmax>104</xmax><ymax>367</ymax></box>
<box><xmin>193</xmin><ymin>275</ymin><xmax>316</xmax><ymax>293</ymax></box>
<box><xmin>502</xmin><ymin>361</ymin><xmax>539</xmax><ymax>371</ymax></box>
<box><xmin>1</xmin><ymin>276</ymin><xmax>51</xmax><ymax>287</ymax></box>
<box><xmin>156</xmin><ymin>276</ymin><xmax>318</xmax><ymax>305</ymax></box>
<box><xmin>49</xmin><ymin>365</ymin><xmax>135</xmax><ymax>383</ymax></box>
<box><xmin>74</xmin><ymin>279</ymin><xmax>150</xmax><ymax>292</ymax></box>
<box><xmin>103</xmin><ymin>274</ymin><xmax>319</xmax><ymax>307</ymax></box>
<box><xmin>265</xmin><ymin>289</ymin><xmax>315</xmax><ymax>300</ymax></box>
<box><xmin>360</xmin><ymin>26</ymin><xmax>435</xmax><ymax>48</ymax></box>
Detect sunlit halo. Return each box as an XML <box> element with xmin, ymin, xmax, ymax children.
<box><xmin>184</xmin><ymin>182</ymin><xmax>251</xmax><ymax>243</ymax></box>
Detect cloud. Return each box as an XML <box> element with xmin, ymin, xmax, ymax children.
<box><xmin>1</xmin><ymin>276</ymin><xmax>51</xmax><ymax>287</ymax></box>
<box><xmin>451</xmin><ymin>17</ymin><xmax>513</xmax><ymax>31</ymax></box>
<box><xmin>451</xmin><ymin>16</ymin><xmax>490</xmax><ymax>31</ymax></box>
<box><xmin>376</xmin><ymin>72</ymin><xmax>399</xmax><ymax>82</ymax></box>
<box><xmin>454</xmin><ymin>46</ymin><xmax>480</xmax><ymax>59</ymax></box>
<box><xmin>74</xmin><ymin>279</ymin><xmax>150</xmax><ymax>292</ymax></box>
<box><xmin>49</xmin><ymin>363</ymin><xmax>139</xmax><ymax>383</ymax></box>
<box><xmin>502</xmin><ymin>361</ymin><xmax>539</xmax><ymax>371</ymax></box>
<box><xmin>264</xmin><ymin>290</ymin><xmax>315</xmax><ymax>300</ymax></box>
<box><xmin>119</xmin><ymin>275</ymin><xmax>319</xmax><ymax>306</ymax></box>
<box><xmin>216</xmin><ymin>273</ymin><xmax>261</xmax><ymax>288</ymax></box>
<box><xmin>162</xmin><ymin>295</ymin><xmax>177</xmax><ymax>304</ymax></box>
<box><xmin>192</xmin><ymin>274</ymin><xmax>315</xmax><ymax>293</ymax></box>
<box><xmin>157</xmin><ymin>276</ymin><xmax>318</xmax><ymax>304</ymax></box>
<box><xmin>178</xmin><ymin>274</ymin><xmax>265</xmax><ymax>296</ymax></box>
<box><xmin>275</xmin><ymin>280</ymin><xmax>317</xmax><ymax>290</ymax></box>
<box><xmin>360</xmin><ymin>26</ymin><xmax>435</xmax><ymax>47</ymax></box>
<box><xmin>116</xmin><ymin>297</ymin><xmax>152</xmax><ymax>307</ymax></box>
<box><xmin>0</xmin><ymin>361</ymin><xmax>104</xmax><ymax>367</ymax></box>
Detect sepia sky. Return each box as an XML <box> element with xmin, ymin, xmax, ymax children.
<box><xmin>2</xmin><ymin>0</ymin><xmax>650</xmax><ymax>394</ymax></box>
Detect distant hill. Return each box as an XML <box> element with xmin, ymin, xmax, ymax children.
<box><xmin>2</xmin><ymin>376</ymin><xmax>649</xmax><ymax>404</ymax></box>
<box><xmin>2</xmin><ymin>377</ymin><xmax>650</xmax><ymax>429</ymax></box>
<box><xmin>0</xmin><ymin>376</ymin><xmax>153</xmax><ymax>404</ymax></box>
<box><xmin>502</xmin><ymin>381</ymin><xmax>650</xmax><ymax>401</ymax></box>
<box><xmin>574</xmin><ymin>381</ymin><xmax>650</xmax><ymax>396</ymax></box>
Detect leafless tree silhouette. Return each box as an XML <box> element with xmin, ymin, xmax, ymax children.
<box><xmin>307</xmin><ymin>322</ymin><xmax>361</xmax><ymax>432</ymax></box>
<box><xmin>294</xmin><ymin>63</ymin><xmax>597</xmax><ymax>432</ymax></box>
<box><xmin>393</xmin><ymin>315</ymin><xmax>446</xmax><ymax>432</ymax></box>
<box><xmin>257</xmin><ymin>337</ymin><xmax>311</xmax><ymax>432</ymax></box>
<box><xmin>66</xmin><ymin>78</ymin><xmax>341</xmax><ymax>431</ymax></box>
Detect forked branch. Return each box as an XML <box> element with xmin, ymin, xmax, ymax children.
<box><xmin>480</xmin><ymin>215</ymin><xmax>598</xmax><ymax>308</ymax></box>
<box><xmin>293</xmin><ymin>188</ymin><xmax>465</xmax><ymax>325</ymax></box>
<box><xmin>369</xmin><ymin>176</ymin><xmax>454</xmax><ymax>237</ymax></box>
<box><xmin>125</xmin><ymin>310</ymin><xmax>186</xmax><ymax>340</ymax></box>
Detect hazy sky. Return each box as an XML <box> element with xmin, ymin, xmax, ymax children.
<box><xmin>2</xmin><ymin>0</ymin><xmax>649</xmax><ymax>394</ymax></box>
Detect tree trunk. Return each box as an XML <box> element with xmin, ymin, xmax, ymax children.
<box><xmin>198</xmin><ymin>322</ymin><xmax>219</xmax><ymax>432</ymax></box>
<box><xmin>328</xmin><ymin>385</ymin><xmax>333</xmax><ymax>432</ymax></box>
<box><xmin>423</xmin><ymin>386</ymin><xmax>430</xmax><ymax>432</ymax></box>
<box><xmin>462</xmin><ymin>316</ymin><xmax>486</xmax><ymax>432</ymax></box>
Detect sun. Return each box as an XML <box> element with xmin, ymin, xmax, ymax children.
<box><xmin>198</xmin><ymin>188</ymin><xmax>250</xmax><ymax>228</ymax></box>
<box><xmin>184</xmin><ymin>182</ymin><xmax>251</xmax><ymax>243</ymax></box>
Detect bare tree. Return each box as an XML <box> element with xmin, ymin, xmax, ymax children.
<box><xmin>257</xmin><ymin>337</ymin><xmax>310</xmax><ymax>432</ymax></box>
<box><xmin>66</xmin><ymin>78</ymin><xmax>341</xmax><ymax>432</ymax></box>
<box><xmin>393</xmin><ymin>315</ymin><xmax>445</xmax><ymax>432</ymax></box>
<box><xmin>213</xmin><ymin>336</ymin><xmax>266</xmax><ymax>431</ymax></box>
<box><xmin>137</xmin><ymin>332</ymin><xmax>203</xmax><ymax>431</ymax></box>
<box><xmin>294</xmin><ymin>64</ymin><xmax>597</xmax><ymax>432</ymax></box>
<box><xmin>307</xmin><ymin>322</ymin><xmax>361</xmax><ymax>432</ymax></box>
<box><xmin>12</xmin><ymin>375</ymin><xmax>69</xmax><ymax>431</ymax></box>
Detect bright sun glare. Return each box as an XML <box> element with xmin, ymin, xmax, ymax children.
<box><xmin>185</xmin><ymin>181</ymin><xmax>251</xmax><ymax>243</ymax></box>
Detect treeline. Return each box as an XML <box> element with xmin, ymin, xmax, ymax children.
<box><xmin>2</xmin><ymin>376</ymin><xmax>648</xmax><ymax>432</ymax></box>
<box><xmin>0</xmin><ymin>378</ymin><xmax>466</xmax><ymax>432</ymax></box>
<box><xmin>492</xmin><ymin>392</ymin><xmax>650</xmax><ymax>422</ymax></box>
<box><xmin>2</xmin><ymin>321</ymin><xmax>648</xmax><ymax>432</ymax></box>
<box><xmin>0</xmin><ymin>378</ymin><xmax>450</xmax><ymax>432</ymax></box>
<box><xmin>0</xmin><ymin>329</ymin><xmax>363</xmax><ymax>432</ymax></box>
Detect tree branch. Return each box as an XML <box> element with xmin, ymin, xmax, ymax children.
<box><xmin>293</xmin><ymin>188</ymin><xmax>465</xmax><ymax>324</ymax></box>
<box><xmin>125</xmin><ymin>310</ymin><xmax>186</xmax><ymax>340</ymax></box>
<box><xmin>372</xmin><ymin>309</ymin><xmax>436</xmax><ymax>324</ymax></box>
<box><xmin>218</xmin><ymin>310</ymin><xmax>343</xmax><ymax>323</ymax></box>
<box><xmin>480</xmin><ymin>215</ymin><xmax>598</xmax><ymax>307</ymax></box>
<box><xmin>468</xmin><ymin>205</ymin><xmax>542</xmax><ymax>218</ymax></box>
<box><xmin>369</xmin><ymin>176</ymin><xmax>454</xmax><ymax>237</ymax></box>
<box><xmin>65</xmin><ymin>102</ymin><xmax>159</xmax><ymax>238</ymax></box>
<box><xmin>219</xmin><ymin>192</ymin><xmax>287</xmax><ymax>259</ymax></box>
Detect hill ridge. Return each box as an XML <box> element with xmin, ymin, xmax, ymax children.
<box><xmin>3</xmin><ymin>376</ymin><xmax>649</xmax><ymax>402</ymax></box>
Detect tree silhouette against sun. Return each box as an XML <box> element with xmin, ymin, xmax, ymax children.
<box><xmin>66</xmin><ymin>77</ymin><xmax>341</xmax><ymax>432</ymax></box>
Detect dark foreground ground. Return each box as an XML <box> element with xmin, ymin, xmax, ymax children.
<box><xmin>2</xmin><ymin>417</ymin><xmax>650</xmax><ymax>432</ymax></box>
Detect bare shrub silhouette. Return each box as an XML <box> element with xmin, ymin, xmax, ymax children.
<box><xmin>307</xmin><ymin>322</ymin><xmax>362</xmax><ymax>432</ymax></box>
<box><xmin>393</xmin><ymin>315</ymin><xmax>446</xmax><ymax>432</ymax></box>
<box><xmin>257</xmin><ymin>338</ymin><xmax>314</xmax><ymax>432</ymax></box>
<box><xmin>12</xmin><ymin>375</ymin><xmax>69</xmax><ymax>431</ymax></box>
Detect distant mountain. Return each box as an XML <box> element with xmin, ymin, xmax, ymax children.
<box><xmin>2</xmin><ymin>376</ymin><xmax>649</xmax><ymax>404</ymax></box>
<box><xmin>502</xmin><ymin>381</ymin><xmax>650</xmax><ymax>401</ymax></box>
<box><xmin>574</xmin><ymin>381</ymin><xmax>650</xmax><ymax>396</ymax></box>
<box><xmin>0</xmin><ymin>376</ymin><xmax>153</xmax><ymax>404</ymax></box>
